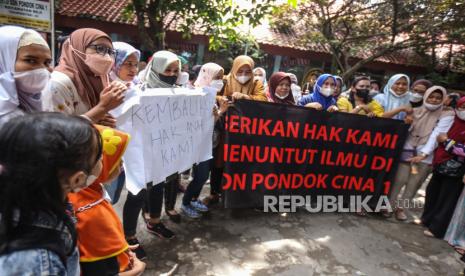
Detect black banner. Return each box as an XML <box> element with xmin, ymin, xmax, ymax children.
<box><xmin>222</xmin><ymin>100</ymin><xmax>409</xmax><ymax>208</ymax></box>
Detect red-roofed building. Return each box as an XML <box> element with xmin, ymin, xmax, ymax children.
<box><xmin>53</xmin><ymin>0</ymin><xmax>463</xmax><ymax>89</ymax></box>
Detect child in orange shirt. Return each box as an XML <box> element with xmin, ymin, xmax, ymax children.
<box><xmin>68</xmin><ymin>125</ymin><xmax>145</xmax><ymax>275</ymax></box>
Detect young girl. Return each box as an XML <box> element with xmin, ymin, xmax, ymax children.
<box><xmin>298</xmin><ymin>73</ymin><xmax>339</xmax><ymax>112</ymax></box>
<box><xmin>68</xmin><ymin>124</ymin><xmax>146</xmax><ymax>275</ymax></box>
<box><xmin>0</xmin><ymin>113</ymin><xmax>102</xmax><ymax>275</ymax></box>
<box><xmin>0</xmin><ymin>25</ymin><xmax>52</xmax><ymax>127</ymax></box>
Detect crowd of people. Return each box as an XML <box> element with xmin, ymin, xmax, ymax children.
<box><xmin>0</xmin><ymin>25</ymin><xmax>464</xmax><ymax>275</ymax></box>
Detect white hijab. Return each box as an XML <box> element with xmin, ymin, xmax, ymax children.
<box><xmin>0</xmin><ymin>26</ymin><xmax>49</xmax><ymax>116</ymax></box>
<box><xmin>374</xmin><ymin>74</ymin><xmax>411</xmax><ymax>120</ymax></box>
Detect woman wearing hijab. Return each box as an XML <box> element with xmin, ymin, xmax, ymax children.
<box><xmin>179</xmin><ymin>62</ymin><xmax>226</xmax><ymax>218</ymax></box>
<box><xmin>409</xmin><ymin>79</ymin><xmax>433</xmax><ymax>108</ymax></box>
<box><xmin>0</xmin><ymin>25</ymin><xmax>52</xmax><ymax>128</ymax></box>
<box><xmin>337</xmin><ymin>76</ymin><xmax>384</xmax><ymax>117</ymax></box>
<box><xmin>297</xmin><ymin>74</ymin><xmax>338</xmax><ymax>112</ymax></box>
<box><xmin>42</xmin><ymin>28</ymin><xmax>127</xmax><ymax>127</ymax></box>
<box><xmin>111</xmin><ymin>41</ymin><xmax>141</xmax><ymax>86</ymax></box>
<box><xmin>421</xmin><ymin>97</ymin><xmax>465</xmax><ymax>238</ymax></box>
<box><xmin>253</xmin><ymin>67</ymin><xmax>267</xmax><ymax>88</ymax></box>
<box><xmin>287</xmin><ymin>73</ymin><xmax>302</xmax><ymax>103</ymax></box>
<box><xmin>387</xmin><ymin>86</ymin><xmax>455</xmax><ymax>221</ymax></box>
<box><xmin>222</xmin><ymin>56</ymin><xmax>267</xmax><ymax>101</ymax></box>
<box><xmin>123</xmin><ymin>51</ymin><xmax>181</xmax><ymax>248</ymax></box>
<box><xmin>333</xmin><ymin>76</ymin><xmax>344</xmax><ymax>100</ymax></box>
<box><xmin>268</xmin><ymin>72</ymin><xmax>295</xmax><ymax>105</ymax></box>
<box><xmin>104</xmin><ymin>41</ymin><xmax>141</xmax><ymax>206</ymax></box>
<box><xmin>374</xmin><ymin>74</ymin><xmax>412</xmax><ymax>120</ymax></box>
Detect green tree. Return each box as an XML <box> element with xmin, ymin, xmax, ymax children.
<box><xmin>270</xmin><ymin>0</ymin><xmax>465</xmax><ymax>80</ymax></box>
<box><xmin>124</xmin><ymin>0</ymin><xmax>275</xmax><ymax>51</ymax></box>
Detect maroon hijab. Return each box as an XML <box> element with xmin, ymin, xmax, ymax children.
<box><xmin>55</xmin><ymin>28</ymin><xmax>112</xmax><ymax>108</ymax></box>
<box><xmin>433</xmin><ymin>96</ymin><xmax>465</xmax><ymax>165</ymax></box>
<box><xmin>269</xmin><ymin>72</ymin><xmax>294</xmax><ymax>105</ymax></box>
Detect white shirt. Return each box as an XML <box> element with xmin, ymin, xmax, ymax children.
<box><xmin>404</xmin><ymin>115</ymin><xmax>455</xmax><ymax>164</ymax></box>
<box><xmin>42</xmin><ymin>71</ymin><xmax>90</xmax><ymax>115</ymax></box>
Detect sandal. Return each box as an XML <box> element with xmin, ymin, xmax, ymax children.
<box><xmin>454</xmin><ymin>247</ymin><xmax>465</xmax><ymax>255</ymax></box>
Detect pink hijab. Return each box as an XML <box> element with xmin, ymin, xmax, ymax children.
<box><xmin>194</xmin><ymin>63</ymin><xmax>223</xmax><ymax>88</ymax></box>
<box><xmin>55</xmin><ymin>28</ymin><xmax>112</xmax><ymax>108</ymax></box>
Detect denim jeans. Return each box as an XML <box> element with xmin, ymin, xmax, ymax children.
<box><xmin>182</xmin><ymin>159</ymin><xmax>211</xmax><ymax>205</ymax></box>
<box><xmin>0</xmin><ymin>247</ymin><xmax>80</xmax><ymax>276</ymax></box>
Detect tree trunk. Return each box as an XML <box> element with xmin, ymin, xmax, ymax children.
<box><xmin>132</xmin><ymin>0</ymin><xmax>165</xmax><ymax>51</ymax></box>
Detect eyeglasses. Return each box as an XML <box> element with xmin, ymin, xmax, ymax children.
<box><xmin>87</xmin><ymin>44</ymin><xmax>116</xmax><ymax>57</ymax></box>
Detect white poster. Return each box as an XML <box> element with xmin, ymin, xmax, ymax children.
<box><xmin>116</xmin><ymin>87</ymin><xmax>217</xmax><ymax>195</ymax></box>
<box><xmin>0</xmin><ymin>0</ymin><xmax>52</xmax><ymax>32</ymax></box>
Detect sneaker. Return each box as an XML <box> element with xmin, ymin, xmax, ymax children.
<box><xmin>395</xmin><ymin>208</ymin><xmax>407</xmax><ymax>221</ymax></box>
<box><xmin>126</xmin><ymin>238</ymin><xmax>147</xmax><ymax>260</ymax></box>
<box><xmin>423</xmin><ymin>229</ymin><xmax>435</xmax><ymax>238</ymax></box>
<box><xmin>190</xmin><ymin>200</ymin><xmax>208</xmax><ymax>213</ymax></box>
<box><xmin>181</xmin><ymin>204</ymin><xmax>201</xmax><ymax>218</ymax></box>
<box><xmin>146</xmin><ymin>222</ymin><xmax>175</xmax><ymax>239</ymax></box>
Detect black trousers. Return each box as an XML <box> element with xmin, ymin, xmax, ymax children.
<box><xmin>422</xmin><ymin>171</ymin><xmax>464</xmax><ymax>238</ymax></box>
<box><xmin>80</xmin><ymin>256</ymin><xmax>119</xmax><ymax>276</ymax></box>
<box><xmin>123</xmin><ymin>176</ymin><xmax>179</xmax><ymax>237</ymax></box>
<box><xmin>210</xmin><ymin>166</ymin><xmax>223</xmax><ymax>196</ymax></box>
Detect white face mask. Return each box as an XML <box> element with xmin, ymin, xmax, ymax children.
<box><xmin>390</xmin><ymin>88</ymin><xmax>408</xmax><ymax>98</ymax></box>
<box><xmin>424</xmin><ymin>103</ymin><xmax>442</xmax><ymax>111</ymax></box>
<box><xmin>275</xmin><ymin>92</ymin><xmax>290</xmax><ymax>99</ymax></box>
<box><xmin>13</xmin><ymin>68</ymin><xmax>51</xmax><ymax>93</ymax></box>
<box><xmin>320</xmin><ymin>87</ymin><xmax>333</xmax><ymax>97</ymax></box>
<box><xmin>410</xmin><ymin>93</ymin><xmax>424</xmax><ymax>103</ymax></box>
<box><xmin>210</xmin><ymin>80</ymin><xmax>224</xmax><ymax>91</ymax></box>
<box><xmin>456</xmin><ymin>110</ymin><xmax>465</xmax><ymax>120</ymax></box>
<box><xmin>177</xmin><ymin>72</ymin><xmax>189</xmax><ymax>86</ymax></box>
<box><xmin>236</xmin><ymin>75</ymin><xmax>251</xmax><ymax>84</ymax></box>
<box><xmin>369</xmin><ymin>90</ymin><xmax>379</xmax><ymax>96</ymax></box>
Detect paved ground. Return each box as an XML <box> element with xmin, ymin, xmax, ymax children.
<box><xmin>114</xmin><ymin>179</ymin><xmax>464</xmax><ymax>276</ymax></box>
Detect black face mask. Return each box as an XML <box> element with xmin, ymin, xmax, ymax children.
<box><xmin>410</xmin><ymin>101</ymin><xmax>423</xmax><ymax>108</ymax></box>
<box><xmin>355</xmin><ymin>88</ymin><xmax>369</xmax><ymax>98</ymax></box>
<box><xmin>159</xmin><ymin>74</ymin><xmax>177</xmax><ymax>85</ymax></box>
